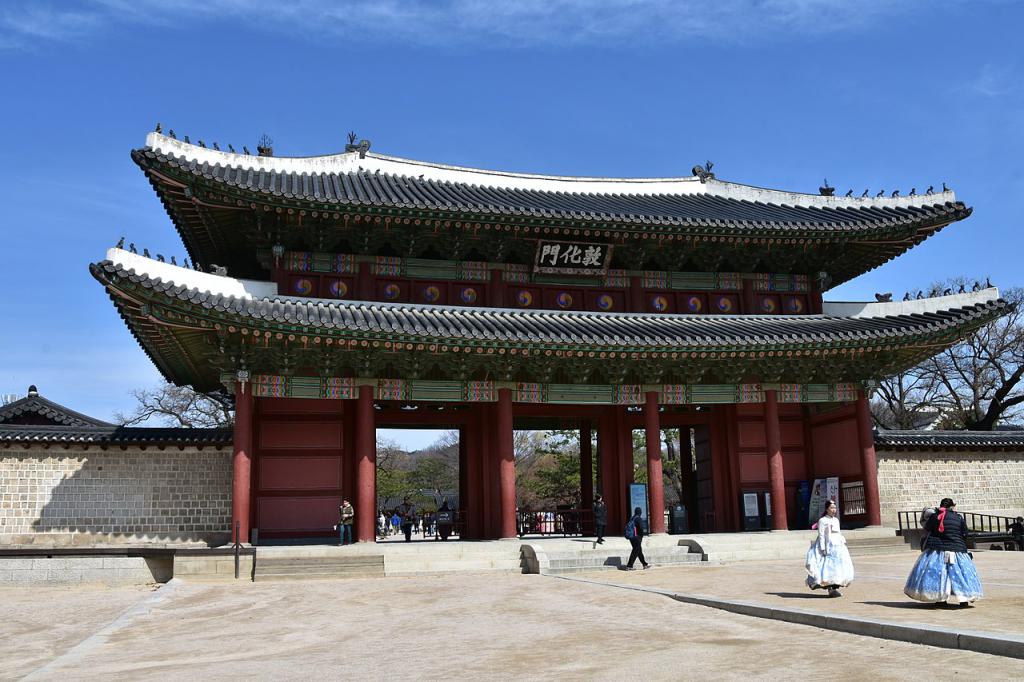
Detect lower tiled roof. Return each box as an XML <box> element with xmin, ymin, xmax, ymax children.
<box><xmin>0</xmin><ymin>424</ymin><xmax>232</xmax><ymax>446</ymax></box>
<box><xmin>0</xmin><ymin>395</ymin><xmax>112</xmax><ymax>427</ymax></box>
<box><xmin>874</xmin><ymin>430</ymin><xmax>1024</xmax><ymax>451</ymax></box>
<box><xmin>91</xmin><ymin>260</ymin><xmax>1008</xmax><ymax>351</ymax></box>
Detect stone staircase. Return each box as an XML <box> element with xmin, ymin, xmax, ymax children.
<box><xmin>521</xmin><ymin>537</ymin><xmax>701</xmax><ymax>575</ymax></box>
<box><xmin>678</xmin><ymin>527</ymin><xmax>907</xmax><ymax>563</ymax></box>
<box><xmin>253</xmin><ymin>550</ymin><xmax>384</xmax><ymax>581</ymax></box>
<box><xmin>845</xmin><ymin>533</ymin><xmax>912</xmax><ymax>557</ymax></box>
<box><xmin>380</xmin><ymin>541</ymin><xmax>522</xmax><ymax>576</ymax></box>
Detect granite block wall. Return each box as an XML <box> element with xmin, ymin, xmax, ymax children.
<box><xmin>877</xmin><ymin>449</ymin><xmax>1024</xmax><ymax>527</ymax></box>
<box><xmin>0</xmin><ymin>446</ymin><xmax>232</xmax><ymax>545</ymax></box>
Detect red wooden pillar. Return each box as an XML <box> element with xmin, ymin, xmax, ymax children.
<box><xmin>496</xmin><ymin>388</ymin><xmax>517</xmax><ymax>538</ymax></box>
<box><xmin>629</xmin><ymin>275</ymin><xmax>644</xmax><ymax>313</ymax></box>
<box><xmin>763</xmin><ymin>390</ymin><xmax>788</xmax><ymax>530</ymax></box>
<box><xmin>357</xmin><ymin>261</ymin><xmax>373</xmax><ymax>301</ymax></box>
<box><xmin>644</xmin><ymin>392</ymin><xmax>666</xmax><ymax>533</ymax></box>
<box><xmin>354</xmin><ymin>384</ymin><xmax>376</xmax><ymax>542</ymax></box>
<box><xmin>856</xmin><ymin>390</ymin><xmax>882</xmax><ymax>526</ymax></box>
<box><xmin>616</xmin><ymin>407</ymin><xmax>634</xmax><ymax>519</ymax></box>
<box><xmin>232</xmin><ymin>380</ymin><xmax>254</xmax><ymax>544</ymax></box>
<box><xmin>489</xmin><ymin>268</ymin><xmax>505</xmax><ymax>308</ymax></box>
<box><xmin>598</xmin><ymin>409</ymin><xmax>621</xmax><ymax>528</ymax></box>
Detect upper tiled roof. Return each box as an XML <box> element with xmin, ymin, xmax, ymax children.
<box><xmin>0</xmin><ymin>388</ymin><xmax>112</xmax><ymax>427</ymax></box>
<box><xmin>0</xmin><ymin>424</ymin><xmax>232</xmax><ymax>446</ymax></box>
<box><xmin>874</xmin><ymin>430</ymin><xmax>1024</xmax><ymax>451</ymax></box>
<box><xmin>135</xmin><ymin>137</ymin><xmax>968</xmax><ymax>235</ymax></box>
<box><xmin>91</xmin><ymin>253</ymin><xmax>1007</xmax><ymax>352</ymax></box>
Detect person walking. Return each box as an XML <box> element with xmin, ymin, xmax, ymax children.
<box><xmin>624</xmin><ymin>507</ymin><xmax>651</xmax><ymax>570</ymax></box>
<box><xmin>391</xmin><ymin>511</ymin><xmax>401</xmax><ymax>537</ymax></box>
<box><xmin>338</xmin><ymin>499</ymin><xmax>355</xmax><ymax>545</ymax></box>
<box><xmin>593</xmin><ymin>493</ymin><xmax>608</xmax><ymax>544</ymax></box>
<box><xmin>804</xmin><ymin>499</ymin><xmax>854</xmax><ymax>597</ymax></box>
<box><xmin>398</xmin><ymin>497</ymin><xmax>416</xmax><ymax>542</ymax></box>
<box><xmin>904</xmin><ymin>498</ymin><xmax>984</xmax><ymax>606</ymax></box>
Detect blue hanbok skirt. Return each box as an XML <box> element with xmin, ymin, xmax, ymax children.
<box><xmin>805</xmin><ymin>539</ymin><xmax>855</xmax><ymax>589</ymax></box>
<box><xmin>903</xmin><ymin>549</ymin><xmax>983</xmax><ymax>603</ymax></box>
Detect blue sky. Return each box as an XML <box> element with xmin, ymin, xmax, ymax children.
<box><xmin>1</xmin><ymin>1</ymin><xmax>1021</xmax><ymax>448</ymax></box>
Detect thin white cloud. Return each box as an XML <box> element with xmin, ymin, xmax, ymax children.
<box><xmin>963</xmin><ymin>63</ymin><xmax>1020</xmax><ymax>98</ymax></box>
<box><xmin>0</xmin><ymin>0</ymin><xmax>969</xmax><ymax>50</ymax></box>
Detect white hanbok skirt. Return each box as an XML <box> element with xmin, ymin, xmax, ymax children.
<box><xmin>805</xmin><ymin>536</ymin><xmax>855</xmax><ymax>589</ymax></box>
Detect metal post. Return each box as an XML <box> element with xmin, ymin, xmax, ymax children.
<box><xmin>234</xmin><ymin>520</ymin><xmax>240</xmax><ymax>580</ymax></box>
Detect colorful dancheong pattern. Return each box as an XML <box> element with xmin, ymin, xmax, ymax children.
<box><xmin>643</xmin><ymin>271</ymin><xmax>669</xmax><ymax>289</ymax></box>
<box><xmin>556</xmin><ymin>292</ymin><xmax>573</xmax><ymax>309</ymax></box>
<box><xmin>377</xmin><ymin>379</ymin><xmax>408</xmax><ymax>401</ymax></box>
<box><xmin>784</xmin><ymin>296</ymin><xmax>805</xmax><ymax>313</ymax></box>
<box><xmin>716</xmin><ymin>272</ymin><xmax>743</xmax><ymax>291</ymax></box>
<box><xmin>614</xmin><ymin>384</ymin><xmax>643</xmax><ymax>405</ymax></box>
<box><xmin>661</xmin><ymin>384</ymin><xmax>689</xmax><ymax>404</ymax></box>
<box><xmin>516</xmin><ymin>382</ymin><xmax>547</xmax><ymax>403</ymax></box>
<box><xmin>328</xmin><ymin>279</ymin><xmax>348</xmax><ymax>298</ymax></box>
<box><xmin>423</xmin><ymin>285</ymin><xmax>441</xmax><ymax>303</ymax></box>
<box><xmin>830</xmin><ymin>382</ymin><xmax>860</xmax><ymax>402</ymax></box>
<box><xmin>321</xmin><ymin>377</ymin><xmax>356</xmax><ymax>399</ymax></box>
<box><xmin>516</xmin><ymin>290</ymin><xmax>534</xmax><ymax>307</ymax></box>
<box><xmin>604</xmin><ymin>269</ymin><xmax>628</xmax><ymax>287</ymax></box>
<box><xmin>460</xmin><ymin>287</ymin><xmax>478</xmax><ymax>304</ymax></box>
<box><xmin>462</xmin><ymin>381</ymin><xmax>496</xmax><ymax>402</ymax></box>
<box><xmin>504</xmin><ymin>264</ymin><xmax>530</xmax><ymax>284</ymax></box>
<box><xmin>737</xmin><ymin>383</ymin><xmax>764</xmax><ymax>403</ymax></box>
<box><xmin>759</xmin><ymin>296</ymin><xmax>779</xmax><ymax>313</ymax></box>
<box><xmin>458</xmin><ymin>261</ymin><xmax>490</xmax><ymax>282</ymax></box>
<box><xmin>597</xmin><ymin>294</ymin><xmax>615</xmax><ymax>311</ymax></box>
<box><xmin>383</xmin><ymin>283</ymin><xmax>401</xmax><ymax>300</ymax></box>
<box><xmin>253</xmin><ymin>374</ymin><xmax>289</xmax><ymax>398</ymax></box>
<box><xmin>284</xmin><ymin>252</ymin><xmax>313</xmax><ymax>272</ymax></box>
<box><xmin>686</xmin><ymin>295</ymin><xmax>703</xmax><ymax>313</ymax></box>
<box><xmin>292</xmin><ymin>278</ymin><xmax>314</xmax><ymax>295</ymax></box>
<box><xmin>776</xmin><ymin>383</ymin><xmax>805</xmax><ymax>403</ymax></box>
<box><xmin>651</xmin><ymin>295</ymin><xmax>670</xmax><ymax>312</ymax></box>
<box><xmin>373</xmin><ymin>256</ymin><xmax>403</xmax><ymax>277</ymax></box>
<box><xmin>331</xmin><ymin>254</ymin><xmax>357</xmax><ymax>274</ymax></box>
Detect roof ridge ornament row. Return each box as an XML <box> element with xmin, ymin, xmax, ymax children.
<box><xmin>143</xmin><ymin>132</ymin><xmax>957</xmax><ymax>210</ymax></box>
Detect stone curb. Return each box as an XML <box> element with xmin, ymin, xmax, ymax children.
<box><xmin>555</xmin><ymin>575</ymin><xmax>1024</xmax><ymax>661</ymax></box>
<box><xmin>22</xmin><ymin>578</ymin><xmax>185</xmax><ymax>680</ymax></box>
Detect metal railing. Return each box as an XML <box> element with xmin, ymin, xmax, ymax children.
<box><xmin>897</xmin><ymin>509</ymin><xmax>1015</xmax><ymax>535</ymax></box>
<box><xmin>517</xmin><ymin>509</ymin><xmax>592</xmax><ymax>537</ymax></box>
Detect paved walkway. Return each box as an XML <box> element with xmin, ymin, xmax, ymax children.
<box><xmin>579</xmin><ymin>550</ymin><xmax>1024</xmax><ymax>637</ymax></box>
<box><xmin>3</xmin><ymin>566</ymin><xmax>1023</xmax><ymax>679</ymax></box>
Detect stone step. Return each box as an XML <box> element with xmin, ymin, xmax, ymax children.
<box><xmin>255</xmin><ymin>571</ymin><xmax>383</xmax><ymax>582</ymax></box>
<box><xmin>257</xmin><ymin>555</ymin><xmax>384</xmax><ymax>568</ymax></box>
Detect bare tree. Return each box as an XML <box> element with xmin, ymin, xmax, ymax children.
<box><xmin>871</xmin><ymin>369</ymin><xmax>941</xmax><ymax>430</ymax></box>
<box><xmin>918</xmin><ymin>283</ymin><xmax>1023</xmax><ymax>430</ymax></box>
<box><xmin>115</xmin><ymin>381</ymin><xmax>232</xmax><ymax>427</ymax></box>
<box><xmin>871</xmin><ymin>280</ymin><xmax>1023</xmax><ymax>431</ymax></box>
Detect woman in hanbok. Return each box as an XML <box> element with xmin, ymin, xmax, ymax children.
<box><xmin>904</xmin><ymin>498</ymin><xmax>983</xmax><ymax>606</ymax></box>
<box><xmin>805</xmin><ymin>500</ymin><xmax>854</xmax><ymax>597</ymax></box>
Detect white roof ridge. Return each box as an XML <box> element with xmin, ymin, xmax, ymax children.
<box><xmin>144</xmin><ymin>132</ymin><xmax>958</xmax><ymax>209</ymax></box>
<box><xmin>823</xmin><ymin>289</ymin><xmax>1000</xmax><ymax>318</ymax></box>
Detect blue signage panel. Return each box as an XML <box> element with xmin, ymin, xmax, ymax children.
<box><xmin>629</xmin><ymin>483</ymin><xmax>649</xmax><ymax>532</ymax></box>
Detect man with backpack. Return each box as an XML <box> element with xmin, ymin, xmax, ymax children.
<box><xmin>624</xmin><ymin>506</ymin><xmax>651</xmax><ymax>570</ymax></box>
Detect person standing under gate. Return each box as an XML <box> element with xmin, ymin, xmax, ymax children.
<box><xmin>624</xmin><ymin>507</ymin><xmax>651</xmax><ymax>570</ymax></box>
<box><xmin>398</xmin><ymin>497</ymin><xmax>416</xmax><ymax>542</ymax></box>
<box><xmin>593</xmin><ymin>494</ymin><xmax>608</xmax><ymax>545</ymax></box>
<box><xmin>338</xmin><ymin>499</ymin><xmax>355</xmax><ymax>545</ymax></box>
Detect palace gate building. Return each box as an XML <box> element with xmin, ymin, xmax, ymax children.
<box><xmin>89</xmin><ymin>131</ymin><xmax>1006</xmax><ymax>543</ymax></box>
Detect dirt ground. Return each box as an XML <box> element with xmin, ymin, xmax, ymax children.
<box><xmin>2</xmin><ymin>559</ymin><xmax>1023</xmax><ymax>681</ymax></box>
<box><xmin>586</xmin><ymin>550</ymin><xmax>1024</xmax><ymax>637</ymax></box>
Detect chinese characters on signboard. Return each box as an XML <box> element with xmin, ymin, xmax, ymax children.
<box><xmin>533</xmin><ymin>240</ymin><xmax>612</xmax><ymax>275</ymax></box>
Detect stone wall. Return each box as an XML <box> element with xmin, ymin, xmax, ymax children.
<box><xmin>877</xmin><ymin>449</ymin><xmax>1024</xmax><ymax>527</ymax></box>
<box><xmin>0</xmin><ymin>446</ymin><xmax>232</xmax><ymax>546</ymax></box>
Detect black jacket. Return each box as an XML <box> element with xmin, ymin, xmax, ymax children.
<box><xmin>629</xmin><ymin>514</ymin><xmax>646</xmax><ymax>540</ymax></box>
<box><xmin>593</xmin><ymin>501</ymin><xmax>607</xmax><ymax>525</ymax></box>
<box><xmin>924</xmin><ymin>509</ymin><xmax>969</xmax><ymax>553</ymax></box>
